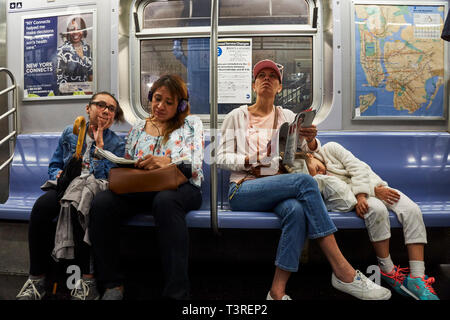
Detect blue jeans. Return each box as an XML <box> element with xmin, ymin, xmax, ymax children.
<box><xmin>228</xmin><ymin>173</ymin><xmax>337</xmax><ymax>272</ymax></box>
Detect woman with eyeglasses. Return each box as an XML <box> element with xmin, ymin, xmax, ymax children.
<box><xmin>217</xmin><ymin>59</ymin><xmax>392</xmax><ymax>300</ymax></box>
<box><xmin>16</xmin><ymin>92</ymin><xmax>125</xmax><ymax>300</ymax></box>
<box><xmin>88</xmin><ymin>74</ymin><xmax>204</xmax><ymax>300</ymax></box>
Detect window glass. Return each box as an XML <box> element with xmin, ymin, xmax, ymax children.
<box><xmin>143</xmin><ymin>0</ymin><xmax>211</xmax><ymax>29</ymax></box>
<box><xmin>140</xmin><ymin>36</ymin><xmax>312</xmax><ymax>114</ymax></box>
<box><xmin>219</xmin><ymin>0</ymin><xmax>309</xmax><ymax>25</ymax></box>
<box><xmin>143</xmin><ymin>0</ymin><xmax>309</xmax><ymax>29</ymax></box>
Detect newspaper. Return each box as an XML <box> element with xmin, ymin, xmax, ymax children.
<box><xmin>95</xmin><ymin>147</ymin><xmax>136</xmax><ymax>164</ymax></box>
<box><xmin>269</xmin><ymin>109</ymin><xmax>316</xmax><ymax>167</ymax></box>
<box><xmin>95</xmin><ymin>147</ymin><xmax>191</xmax><ymax>166</ymax></box>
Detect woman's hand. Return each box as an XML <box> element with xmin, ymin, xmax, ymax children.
<box><xmin>91</xmin><ymin>118</ymin><xmax>107</xmax><ymax>149</ymax></box>
<box><xmin>355</xmin><ymin>193</ymin><xmax>369</xmax><ymax>218</ymax></box>
<box><xmin>56</xmin><ymin>170</ymin><xmax>63</xmax><ymax>179</ymax></box>
<box><xmin>375</xmin><ymin>186</ymin><xmax>400</xmax><ymax>205</ymax></box>
<box><xmin>299</xmin><ymin>124</ymin><xmax>318</xmax><ymax>150</ymax></box>
<box><xmin>135</xmin><ymin>154</ymin><xmax>171</xmax><ymax>170</ymax></box>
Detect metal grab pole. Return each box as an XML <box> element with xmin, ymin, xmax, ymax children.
<box><xmin>0</xmin><ymin>68</ymin><xmax>18</xmax><ymax>170</ymax></box>
<box><xmin>209</xmin><ymin>0</ymin><xmax>220</xmax><ymax>235</ymax></box>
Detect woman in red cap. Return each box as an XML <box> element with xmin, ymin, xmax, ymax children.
<box><xmin>217</xmin><ymin>59</ymin><xmax>392</xmax><ymax>300</ymax></box>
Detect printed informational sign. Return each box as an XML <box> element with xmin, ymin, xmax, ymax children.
<box><xmin>352</xmin><ymin>3</ymin><xmax>446</xmax><ymax>119</ymax></box>
<box><xmin>23</xmin><ymin>10</ymin><xmax>96</xmax><ymax>100</ymax></box>
<box><xmin>217</xmin><ymin>39</ymin><xmax>252</xmax><ymax>104</ymax></box>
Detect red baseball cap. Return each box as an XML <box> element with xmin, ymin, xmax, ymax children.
<box><xmin>253</xmin><ymin>59</ymin><xmax>283</xmax><ymax>82</ymax></box>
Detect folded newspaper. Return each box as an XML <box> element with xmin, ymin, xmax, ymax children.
<box><xmin>95</xmin><ymin>147</ymin><xmax>190</xmax><ymax>165</ymax></box>
<box><xmin>269</xmin><ymin>108</ymin><xmax>316</xmax><ymax>168</ymax></box>
<box><xmin>95</xmin><ymin>147</ymin><xmax>136</xmax><ymax>164</ymax></box>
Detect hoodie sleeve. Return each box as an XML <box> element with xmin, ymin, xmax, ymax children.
<box><xmin>314</xmin><ymin>174</ymin><xmax>357</xmax><ymax>212</ymax></box>
<box><xmin>326</xmin><ymin>142</ymin><xmax>371</xmax><ymax>196</ymax></box>
<box><xmin>217</xmin><ymin>109</ymin><xmax>248</xmax><ymax>172</ymax></box>
<box><xmin>48</xmin><ymin>126</ymin><xmax>72</xmax><ymax>180</ymax></box>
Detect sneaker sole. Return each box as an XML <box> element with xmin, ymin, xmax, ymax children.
<box><xmin>381</xmin><ymin>278</ymin><xmax>412</xmax><ymax>298</ymax></box>
<box><xmin>400</xmin><ymin>286</ymin><xmax>420</xmax><ymax>300</ymax></box>
<box><xmin>332</xmin><ymin>282</ymin><xmax>392</xmax><ymax>300</ymax></box>
<box><xmin>357</xmin><ymin>290</ymin><xmax>392</xmax><ymax>301</ymax></box>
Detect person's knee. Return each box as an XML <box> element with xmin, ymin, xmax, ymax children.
<box><xmin>400</xmin><ymin>202</ymin><xmax>424</xmax><ymax>227</ymax></box>
<box><xmin>298</xmin><ymin>173</ymin><xmax>316</xmax><ymax>185</ymax></box>
<box><xmin>152</xmin><ymin>191</ymin><xmax>186</xmax><ymax>222</ymax></box>
<box><xmin>365</xmin><ymin>198</ymin><xmax>388</xmax><ymax>220</ymax></box>
<box><xmin>292</xmin><ymin>173</ymin><xmax>318</xmax><ymax>191</ymax></box>
<box><xmin>90</xmin><ymin>190</ymin><xmax>117</xmax><ymax>223</ymax></box>
<box><xmin>30</xmin><ymin>191</ymin><xmax>58</xmax><ymax>221</ymax></box>
<box><xmin>409</xmin><ymin>203</ymin><xmax>422</xmax><ymax>219</ymax></box>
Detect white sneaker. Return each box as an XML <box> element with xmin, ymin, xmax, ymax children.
<box><xmin>266</xmin><ymin>291</ymin><xmax>292</xmax><ymax>300</ymax></box>
<box><xmin>331</xmin><ymin>270</ymin><xmax>392</xmax><ymax>300</ymax></box>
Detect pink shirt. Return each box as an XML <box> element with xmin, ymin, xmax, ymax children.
<box><xmin>247</xmin><ymin>109</ymin><xmax>276</xmax><ymax>159</ymax></box>
<box><xmin>230</xmin><ymin>109</ymin><xmax>277</xmax><ymax>184</ymax></box>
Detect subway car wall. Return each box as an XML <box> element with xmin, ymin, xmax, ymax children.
<box><xmin>3</xmin><ymin>0</ymin><xmax>449</xmax><ymax>134</ymax></box>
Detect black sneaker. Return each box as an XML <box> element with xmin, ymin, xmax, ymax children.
<box><xmin>101</xmin><ymin>287</ymin><xmax>124</xmax><ymax>300</ymax></box>
<box><xmin>70</xmin><ymin>278</ymin><xmax>100</xmax><ymax>300</ymax></box>
<box><xmin>16</xmin><ymin>278</ymin><xmax>46</xmax><ymax>300</ymax></box>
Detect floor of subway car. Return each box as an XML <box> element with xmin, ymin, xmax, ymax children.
<box><xmin>1</xmin><ymin>261</ymin><xmax>448</xmax><ymax>303</ymax></box>
<box><xmin>1</xmin><ymin>228</ymin><xmax>449</xmax><ymax>301</ymax></box>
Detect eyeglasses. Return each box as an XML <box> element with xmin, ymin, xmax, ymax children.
<box><xmin>90</xmin><ymin>101</ymin><xmax>116</xmax><ymax>113</ymax></box>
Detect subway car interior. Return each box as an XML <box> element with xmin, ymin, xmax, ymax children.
<box><xmin>0</xmin><ymin>0</ymin><xmax>449</xmax><ymax>304</ymax></box>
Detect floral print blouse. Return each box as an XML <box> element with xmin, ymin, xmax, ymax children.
<box><xmin>124</xmin><ymin>115</ymin><xmax>204</xmax><ymax>188</ymax></box>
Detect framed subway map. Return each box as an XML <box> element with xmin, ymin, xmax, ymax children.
<box><xmin>352</xmin><ymin>1</ymin><xmax>447</xmax><ymax>120</ymax></box>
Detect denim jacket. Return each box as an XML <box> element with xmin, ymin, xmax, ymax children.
<box><xmin>48</xmin><ymin>123</ymin><xmax>125</xmax><ymax>180</ymax></box>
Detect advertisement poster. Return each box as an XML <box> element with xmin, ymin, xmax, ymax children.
<box><xmin>23</xmin><ymin>10</ymin><xmax>96</xmax><ymax>100</ymax></box>
<box><xmin>352</xmin><ymin>3</ymin><xmax>446</xmax><ymax>119</ymax></box>
<box><xmin>217</xmin><ymin>39</ymin><xmax>252</xmax><ymax>104</ymax></box>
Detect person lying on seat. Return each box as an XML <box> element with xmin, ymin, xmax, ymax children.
<box><xmin>300</xmin><ymin>141</ymin><xmax>439</xmax><ymax>300</ymax></box>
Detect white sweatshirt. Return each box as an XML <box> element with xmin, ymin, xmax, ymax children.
<box><xmin>217</xmin><ymin>105</ymin><xmax>321</xmax><ymax>183</ymax></box>
<box><xmin>314</xmin><ymin>142</ymin><xmax>388</xmax><ymax>198</ymax></box>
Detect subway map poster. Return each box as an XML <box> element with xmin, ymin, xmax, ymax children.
<box><xmin>353</xmin><ymin>3</ymin><xmax>446</xmax><ymax>119</ymax></box>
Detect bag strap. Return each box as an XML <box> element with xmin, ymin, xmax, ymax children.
<box><xmin>231</xmin><ymin>107</ymin><xmax>278</xmax><ymax>198</ymax></box>
<box><xmin>272</xmin><ymin>106</ymin><xmax>278</xmax><ymax>130</ymax></box>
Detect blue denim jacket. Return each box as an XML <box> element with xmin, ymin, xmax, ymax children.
<box><xmin>48</xmin><ymin>123</ymin><xmax>125</xmax><ymax>180</ymax></box>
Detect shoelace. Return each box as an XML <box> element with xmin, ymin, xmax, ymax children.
<box><xmin>71</xmin><ymin>279</ymin><xmax>91</xmax><ymax>300</ymax></box>
<box><xmin>355</xmin><ymin>270</ymin><xmax>377</xmax><ymax>289</ymax></box>
<box><xmin>16</xmin><ymin>279</ymin><xmax>43</xmax><ymax>299</ymax></box>
<box><xmin>382</xmin><ymin>265</ymin><xmax>409</xmax><ymax>285</ymax></box>
<box><xmin>423</xmin><ymin>276</ymin><xmax>437</xmax><ymax>295</ymax></box>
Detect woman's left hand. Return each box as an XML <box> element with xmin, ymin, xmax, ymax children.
<box><xmin>299</xmin><ymin>124</ymin><xmax>318</xmax><ymax>150</ymax></box>
<box><xmin>135</xmin><ymin>154</ymin><xmax>171</xmax><ymax>170</ymax></box>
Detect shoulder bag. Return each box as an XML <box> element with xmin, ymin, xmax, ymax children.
<box><xmin>108</xmin><ymin>164</ymin><xmax>188</xmax><ymax>194</ymax></box>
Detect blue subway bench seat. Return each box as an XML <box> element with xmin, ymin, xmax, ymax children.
<box><xmin>0</xmin><ymin>132</ymin><xmax>449</xmax><ymax>229</ymax></box>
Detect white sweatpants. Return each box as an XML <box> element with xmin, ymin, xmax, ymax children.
<box><xmin>364</xmin><ymin>189</ymin><xmax>427</xmax><ymax>245</ymax></box>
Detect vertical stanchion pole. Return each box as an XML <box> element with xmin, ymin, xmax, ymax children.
<box><xmin>210</xmin><ymin>0</ymin><xmax>220</xmax><ymax>235</ymax></box>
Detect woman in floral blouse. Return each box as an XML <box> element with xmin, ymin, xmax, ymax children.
<box><xmin>89</xmin><ymin>74</ymin><xmax>204</xmax><ymax>300</ymax></box>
